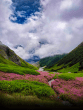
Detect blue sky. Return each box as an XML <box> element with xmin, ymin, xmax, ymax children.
<box><xmin>0</xmin><ymin>0</ymin><xmax>83</xmax><ymax>60</ymax></box>
<box><xmin>10</xmin><ymin>0</ymin><xmax>42</xmax><ymax>24</ymax></box>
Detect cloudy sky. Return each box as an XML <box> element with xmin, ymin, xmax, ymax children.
<box><xmin>0</xmin><ymin>0</ymin><xmax>83</xmax><ymax>60</ymax></box>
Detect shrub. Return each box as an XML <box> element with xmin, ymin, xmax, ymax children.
<box><xmin>0</xmin><ymin>80</ymin><xmax>56</xmax><ymax>98</ymax></box>
<box><xmin>58</xmin><ymin>73</ymin><xmax>75</xmax><ymax>80</ymax></box>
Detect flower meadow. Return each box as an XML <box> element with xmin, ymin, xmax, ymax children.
<box><xmin>0</xmin><ymin>70</ymin><xmax>83</xmax><ymax>106</ymax></box>
<box><xmin>0</xmin><ymin>71</ymin><xmax>55</xmax><ymax>85</ymax></box>
<box><xmin>51</xmin><ymin>77</ymin><xmax>83</xmax><ymax>105</ymax></box>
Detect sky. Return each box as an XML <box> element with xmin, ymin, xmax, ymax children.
<box><xmin>0</xmin><ymin>0</ymin><xmax>83</xmax><ymax>60</ymax></box>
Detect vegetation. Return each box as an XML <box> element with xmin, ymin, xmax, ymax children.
<box><xmin>53</xmin><ymin>73</ymin><xmax>83</xmax><ymax>80</ymax></box>
<box><xmin>0</xmin><ymin>91</ymin><xmax>65</xmax><ymax>109</ymax></box>
<box><xmin>19</xmin><ymin>57</ymin><xmax>38</xmax><ymax>70</ymax></box>
<box><xmin>0</xmin><ymin>80</ymin><xmax>56</xmax><ymax>98</ymax></box>
<box><xmin>0</xmin><ymin>42</ymin><xmax>83</xmax><ymax>108</ymax></box>
<box><xmin>51</xmin><ymin>77</ymin><xmax>83</xmax><ymax>106</ymax></box>
<box><xmin>0</xmin><ymin>45</ymin><xmax>38</xmax><ymax>70</ymax></box>
<box><xmin>39</xmin><ymin>54</ymin><xmax>67</xmax><ymax>68</ymax></box>
<box><xmin>45</xmin><ymin>42</ymin><xmax>83</xmax><ymax>73</ymax></box>
<box><xmin>0</xmin><ymin>63</ymin><xmax>40</xmax><ymax>75</ymax></box>
<box><xmin>0</xmin><ymin>80</ymin><xmax>64</xmax><ymax>109</ymax></box>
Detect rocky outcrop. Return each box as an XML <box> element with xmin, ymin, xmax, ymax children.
<box><xmin>0</xmin><ymin>43</ymin><xmax>21</xmax><ymax>65</ymax></box>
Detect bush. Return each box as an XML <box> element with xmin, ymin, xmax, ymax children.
<box><xmin>0</xmin><ymin>80</ymin><xmax>56</xmax><ymax>98</ymax></box>
<box><xmin>58</xmin><ymin>73</ymin><xmax>75</xmax><ymax>80</ymax></box>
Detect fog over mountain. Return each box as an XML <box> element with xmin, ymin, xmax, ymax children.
<box><xmin>0</xmin><ymin>0</ymin><xmax>83</xmax><ymax>63</ymax></box>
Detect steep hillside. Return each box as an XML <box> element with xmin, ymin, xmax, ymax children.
<box><xmin>39</xmin><ymin>54</ymin><xmax>67</xmax><ymax>68</ymax></box>
<box><xmin>45</xmin><ymin>42</ymin><xmax>83</xmax><ymax>73</ymax></box>
<box><xmin>0</xmin><ymin>42</ymin><xmax>38</xmax><ymax>70</ymax></box>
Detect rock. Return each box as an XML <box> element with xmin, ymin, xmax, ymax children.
<box><xmin>48</xmin><ymin>79</ymin><xmax>54</xmax><ymax>86</ymax></box>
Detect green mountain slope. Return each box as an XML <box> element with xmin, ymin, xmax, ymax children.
<box><xmin>45</xmin><ymin>42</ymin><xmax>83</xmax><ymax>73</ymax></box>
<box><xmin>0</xmin><ymin>42</ymin><xmax>38</xmax><ymax>70</ymax></box>
<box><xmin>39</xmin><ymin>54</ymin><xmax>67</xmax><ymax>68</ymax></box>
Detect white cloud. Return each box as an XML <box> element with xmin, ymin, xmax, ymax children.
<box><xmin>13</xmin><ymin>47</ymin><xmax>30</xmax><ymax>59</ymax></box>
<box><xmin>40</xmin><ymin>0</ymin><xmax>51</xmax><ymax>6</ymax></box>
<box><xmin>60</xmin><ymin>0</ymin><xmax>81</xmax><ymax>10</ymax></box>
<box><xmin>60</xmin><ymin>0</ymin><xmax>73</xmax><ymax>10</ymax></box>
<box><xmin>0</xmin><ymin>0</ymin><xmax>83</xmax><ymax>60</ymax></box>
<box><xmin>35</xmin><ymin>44</ymin><xmax>59</xmax><ymax>58</ymax></box>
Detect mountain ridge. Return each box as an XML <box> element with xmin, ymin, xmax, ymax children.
<box><xmin>0</xmin><ymin>41</ymin><xmax>38</xmax><ymax>70</ymax></box>
<box><xmin>39</xmin><ymin>53</ymin><xmax>67</xmax><ymax>68</ymax></box>
<box><xmin>45</xmin><ymin>42</ymin><xmax>83</xmax><ymax>73</ymax></box>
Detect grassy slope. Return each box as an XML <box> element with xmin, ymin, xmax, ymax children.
<box><xmin>0</xmin><ymin>80</ymin><xmax>65</xmax><ymax>109</ymax></box>
<box><xmin>0</xmin><ymin>63</ymin><xmax>40</xmax><ymax>75</ymax></box>
<box><xmin>0</xmin><ymin>44</ymin><xmax>39</xmax><ymax>75</ymax></box>
<box><xmin>53</xmin><ymin>72</ymin><xmax>83</xmax><ymax>80</ymax></box>
<box><xmin>0</xmin><ymin>80</ymin><xmax>55</xmax><ymax>97</ymax></box>
<box><xmin>0</xmin><ymin>45</ymin><xmax>38</xmax><ymax>70</ymax></box>
<box><xmin>45</xmin><ymin>42</ymin><xmax>83</xmax><ymax>73</ymax></box>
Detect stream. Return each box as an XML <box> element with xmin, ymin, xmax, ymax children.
<box><xmin>38</xmin><ymin>67</ymin><xmax>55</xmax><ymax>86</ymax></box>
<box><xmin>38</xmin><ymin>67</ymin><xmax>73</xmax><ymax>106</ymax></box>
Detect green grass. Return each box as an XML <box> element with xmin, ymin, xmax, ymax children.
<box><xmin>0</xmin><ymin>80</ymin><xmax>56</xmax><ymax>98</ymax></box>
<box><xmin>20</xmin><ymin>58</ymin><xmax>38</xmax><ymax>70</ymax></box>
<box><xmin>45</xmin><ymin>62</ymin><xmax>82</xmax><ymax>73</ymax></box>
<box><xmin>0</xmin><ymin>80</ymin><xmax>67</xmax><ymax>109</ymax></box>
<box><xmin>0</xmin><ymin>63</ymin><xmax>40</xmax><ymax>75</ymax></box>
<box><xmin>58</xmin><ymin>73</ymin><xmax>75</xmax><ymax>80</ymax></box>
<box><xmin>57</xmin><ymin>63</ymin><xmax>80</xmax><ymax>73</ymax></box>
<box><xmin>0</xmin><ymin>53</ymin><xmax>38</xmax><ymax>70</ymax></box>
<box><xmin>44</xmin><ymin>64</ymin><xmax>64</xmax><ymax>71</ymax></box>
<box><xmin>53</xmin><ymin>73</ymin><xmax>83</xmax><ymax>80</ymax></box>
<box><xmin>48</xmin><ymin>72</ymin><xmax>54</xmax><ymax>75</ymax></box>
<box><xmin>0</xmin><ymin>54</ymin><xmax>18</xmax><ymax>66</ymax></box>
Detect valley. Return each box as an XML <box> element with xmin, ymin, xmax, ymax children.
<box><xmin>0</xmin><ymin>42</ymin><xmax>83</xmax><ymax>109</ymax></box>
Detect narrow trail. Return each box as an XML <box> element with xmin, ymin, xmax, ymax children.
<box><xmin>38</xmin><ymin>67</ymin><xmax>55</xmax><ymax>86</ymax></box>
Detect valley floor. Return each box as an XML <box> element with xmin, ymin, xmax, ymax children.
<box><xmin>0</xmin><ymin>69</ymin><xmax>83</xmax><ymax>109</ymax></box>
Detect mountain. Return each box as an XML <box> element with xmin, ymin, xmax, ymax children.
<box><xmin>0</xmin><ymin>41</ymin><xmax>38</xmax><ymax>70</ymax></box>
<box><xmin>39</xmin><ymin>54</ymin><xmax>67</xmax><ymax>68</ymax></box>
<box><xmin>32</xmin><ymin>61</ymin><xmax>40</xmax><ymax>68</ymax></box>
<box><xmin>45</xmin><ymin>42</ymin><xmax>83</xmax><ymax>73</ymax></box>
<box><xmin>25</xmin><ymin>55</ymin><xmax>40</xmax><ymax>64</ymax></box>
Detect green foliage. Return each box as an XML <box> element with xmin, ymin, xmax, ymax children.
<box><xmin>57</xmin><ymin>63</ymin><xmax>80</xmax><ymax>73</ymax></box>
<box><xmin>45</xmin><ymin>64</ymin><xmax>64</xmax><ymax>72</ymax></box>
<box><xmin>53</xmin><ymin>74</ymin><xmax>58</xmax><ymax>79</ymax></box>
<box><xmin>0</xmin><ymin>45</ymin><xmax>38</xmax><ymax>70</ymax></box>
<box><xmin>39</xmin><ymin>54</ymin><xmax>67</xmax><ymax>67</ymax></box>
<box><xmin>0</xmin><ymin>63</ymin><xmax>40</xmax><ymax>75</ymax></box>
<box><xmin>0</xmin><ymin>80</ymin><xmax>55</xmax><ymax>98</ymax></box>
<box><xmin>57</xmin><ymin>43</ymin><xmax>83</xmax><ymax>68</ymax></box>
<box><xmin>0</xmin><ymin>54</ymin><xmax>17</xmax><ymax>66</ymax></box>
<box><xmin>49</xmin><ymin>72</ymin><xmax>54</xmax><ymax>75</ymax></box>
<box><xmin>53</xmin><ymin>72</ymin><xmax>83</xmax><ymax>80</ymax></box>
<box><xmin>45</xmin><ymin>42</ymin><xmax>83</xmax><ymax>72</ymax></box>
<box><xmin>58</xmin><ymin>73</ymin><xmax>75</xmax><ymax>80</ymax></box>
<box><xmin>20</xmin><ymin>58</ymin><xmax>38</xmax><ymax>70</ymax></box>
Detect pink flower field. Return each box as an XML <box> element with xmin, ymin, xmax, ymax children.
<box><xmin>0</xmin><ymin>70</ymin><xmax>83</xmax><ymax>104</ymax></box>
<box><xmin>51</xmin><ymin>77</ymin><xmax>83</xmax><ymax>103</ymax></box>
<box><xmin>0</xmin><ymin>71</ymin><xmax>55</xmax><ymax>85</ymax></box>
